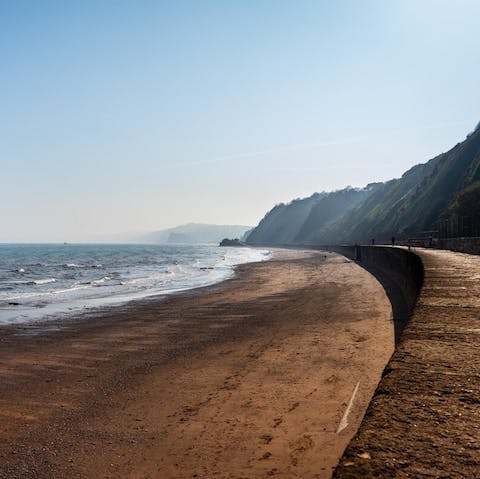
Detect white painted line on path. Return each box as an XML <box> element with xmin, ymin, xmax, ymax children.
<box><xmin>336</xmin><ymin>381</ymin><xmax>360</xmax><ymax>433</ymax></box>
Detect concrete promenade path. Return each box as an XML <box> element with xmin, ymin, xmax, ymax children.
<box><xmin>334</xmin><ymin>248</ymin><xmax>480</xmax><ymax>479</ymax></box>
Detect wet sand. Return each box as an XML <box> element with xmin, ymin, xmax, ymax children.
<box><xmin>0</xmin><ymin>249</ymin><xmax>393</xmax><ymax>479</ymax></box>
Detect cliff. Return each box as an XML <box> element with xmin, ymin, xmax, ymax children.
<box><xmin>246</xmin><ymin>188</ymin><xmax>370</xmax><ymax>244</ymax></box>
<box><xmin>247</xmin><ymin>125</ymin><xmax>480</xmax><ymax>245</ymax></box>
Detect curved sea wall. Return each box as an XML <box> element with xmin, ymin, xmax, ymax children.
<box><xmin>327</xmin><ymin>245</ymin><xmax>424</xmax><ymax>344</ymax></box>
<box><xmin>331</xmin><ymin>246</ymin><xmax>480</xmax><ymax>478</ymax></box>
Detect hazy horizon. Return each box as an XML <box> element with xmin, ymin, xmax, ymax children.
<box><xmin>2</xmin><ymin>1</ymin><xmax>480</xmax><ymax>242</ymax></box>
<box><xmin>0</xmin><ymin>222</ymin><xmax>254</xmax><ymax>245</ymax></box>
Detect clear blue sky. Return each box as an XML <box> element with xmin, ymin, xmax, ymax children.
<box><xmin>1</xmin><ymin>0</ymin><xmax>479</xmax><ymax>242</ymax></box>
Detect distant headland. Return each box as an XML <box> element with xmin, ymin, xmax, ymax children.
<box><xmin>219</xmin><ymin>238</ymin><xmax>245</xmax><ymax>247</ymax></box>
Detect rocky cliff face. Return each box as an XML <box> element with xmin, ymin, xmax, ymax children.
<box><xmin>245</xmin><ymin>193</ymin><xmax>325</xmax><ymax>244</ymax></box>
<box><xmin>247</xmin><ymin>126</ymin><xmax>480</xmax><ymax>245</ymax></box>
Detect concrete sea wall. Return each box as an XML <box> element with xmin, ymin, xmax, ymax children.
<box><xmin>331</xmin><ymin>247</ymin><xmax>480</xmax><ymax>478</ymax></box>
<box><xmin>327</xmin><ymin>245</ymin><xmax>424</xmax><ymax>343</ymax></box>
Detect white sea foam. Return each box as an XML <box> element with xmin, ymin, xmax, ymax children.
<box><xmin>90</xmin><ymin>276</ymin><xmax>111</xmax><ymax>286</ymax></box>
<box><xmin>50</xmin><ymin>284</ymin><xmax>91</xmax><ymax>295</ymax></box>
<box><xmin>33</xmin><ymin>278</ymin><xmax>56</xmax><ymax>285</ymax></box>
<box><xmin>0</xmin><ymin>244</ymin><xmax>271</xmax><ymax>325</ymax></box>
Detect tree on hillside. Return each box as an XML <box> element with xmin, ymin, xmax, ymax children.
<box><xmin>450</xmin><ymin>181</ymin><xmax>480</xmax><ymax>216</ymax></box>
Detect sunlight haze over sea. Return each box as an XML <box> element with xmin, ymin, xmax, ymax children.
<box><xmin>1</xmin><ymin>1</ymin><xmax>480</xmax><ymax>241</ymax></box>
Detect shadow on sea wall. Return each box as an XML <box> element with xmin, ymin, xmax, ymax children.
<box><xmin>326</xmin><ymin>246</ymin><xmax>424</xmax><ymax>344</ymax></box>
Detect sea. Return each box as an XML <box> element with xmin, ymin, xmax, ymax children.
<box><xmin>0</xmin><ymin>243</ymin><xmax>271</xmax><ymax>325</ymax></box>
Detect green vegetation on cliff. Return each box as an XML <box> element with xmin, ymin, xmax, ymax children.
<box><xmin>247</xmin><ymin>125</ymin><xmax>480</xmax><ymax>245</ymax></box>
<box><xmin>246</xmin><ymin>189</ymin><xmax>369</xmax><ymax>244</ymax></box>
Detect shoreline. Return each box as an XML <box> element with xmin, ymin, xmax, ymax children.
<box><xmin>0</xmin><ymin>249</ymin><xmax>393</xmax><ymax>478</ymax></box>
<box><xmin>0</xmin><ymin>245</ymin><xmax>271</xmax><ymax>327</ymax></box>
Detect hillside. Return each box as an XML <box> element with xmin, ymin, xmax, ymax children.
<box><xmin>246</xmin><ymin>188</ymin><xmax>372</xmax><ymax>244</ymax></box>
<box><xmin>294</xmin><ymin>187</ymin><xmax>376</xmax><ymax>242</ymax></box>
<box><xmin>245</xmin><ymin>193</ymin><xmax>325</xmax><ymax>244</ymax></box>
<box><xmin>247</xmin><ymin>125</ymin><xmax>480</xmax><ymax>245</ymax></box>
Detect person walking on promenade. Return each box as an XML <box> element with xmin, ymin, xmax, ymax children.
<box><xmin>391</xmin><ymin>236</ymin><xmax>396</xmax><ymax>246</ymax></box>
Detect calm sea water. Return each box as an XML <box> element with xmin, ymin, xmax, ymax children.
<box><xmin>0</xmin><ymin>244</ymin><xmax>270</xmax><ymax>325</ymax></box>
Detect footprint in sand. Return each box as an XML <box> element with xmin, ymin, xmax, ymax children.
<box><xmin>289</xmin><ymin>434</ymin><xmax>314</xmax><ymax>466</ymax></box>
<box><xmin>260</xmin><ymin>434</ymin><xmax>273</xmax><ymax>444</ymax></box>
<box><xmin>325</xmin><ymin>374</ymin><xmax>337</xmax><ymax>384</ymax></box>
<box><xmin>305</xmin><ymin>388</ymin><xmax>317</xmax><ymax>398</ymax></box>
<box><xmin>287</xmin><ymin>401</ymin><xmax>299</xmax><ymax>412</ymax></box>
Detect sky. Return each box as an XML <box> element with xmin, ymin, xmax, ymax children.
<box><xmin>1</xmin><ymin>0</ymin><xmax>480</xmax><ymax>242</ymax></box>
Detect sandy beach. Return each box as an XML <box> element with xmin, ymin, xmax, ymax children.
<box><xmin>0</xmin><ymin>249</ymin><xmax>393</xmax><ymax>479</ymax></box>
